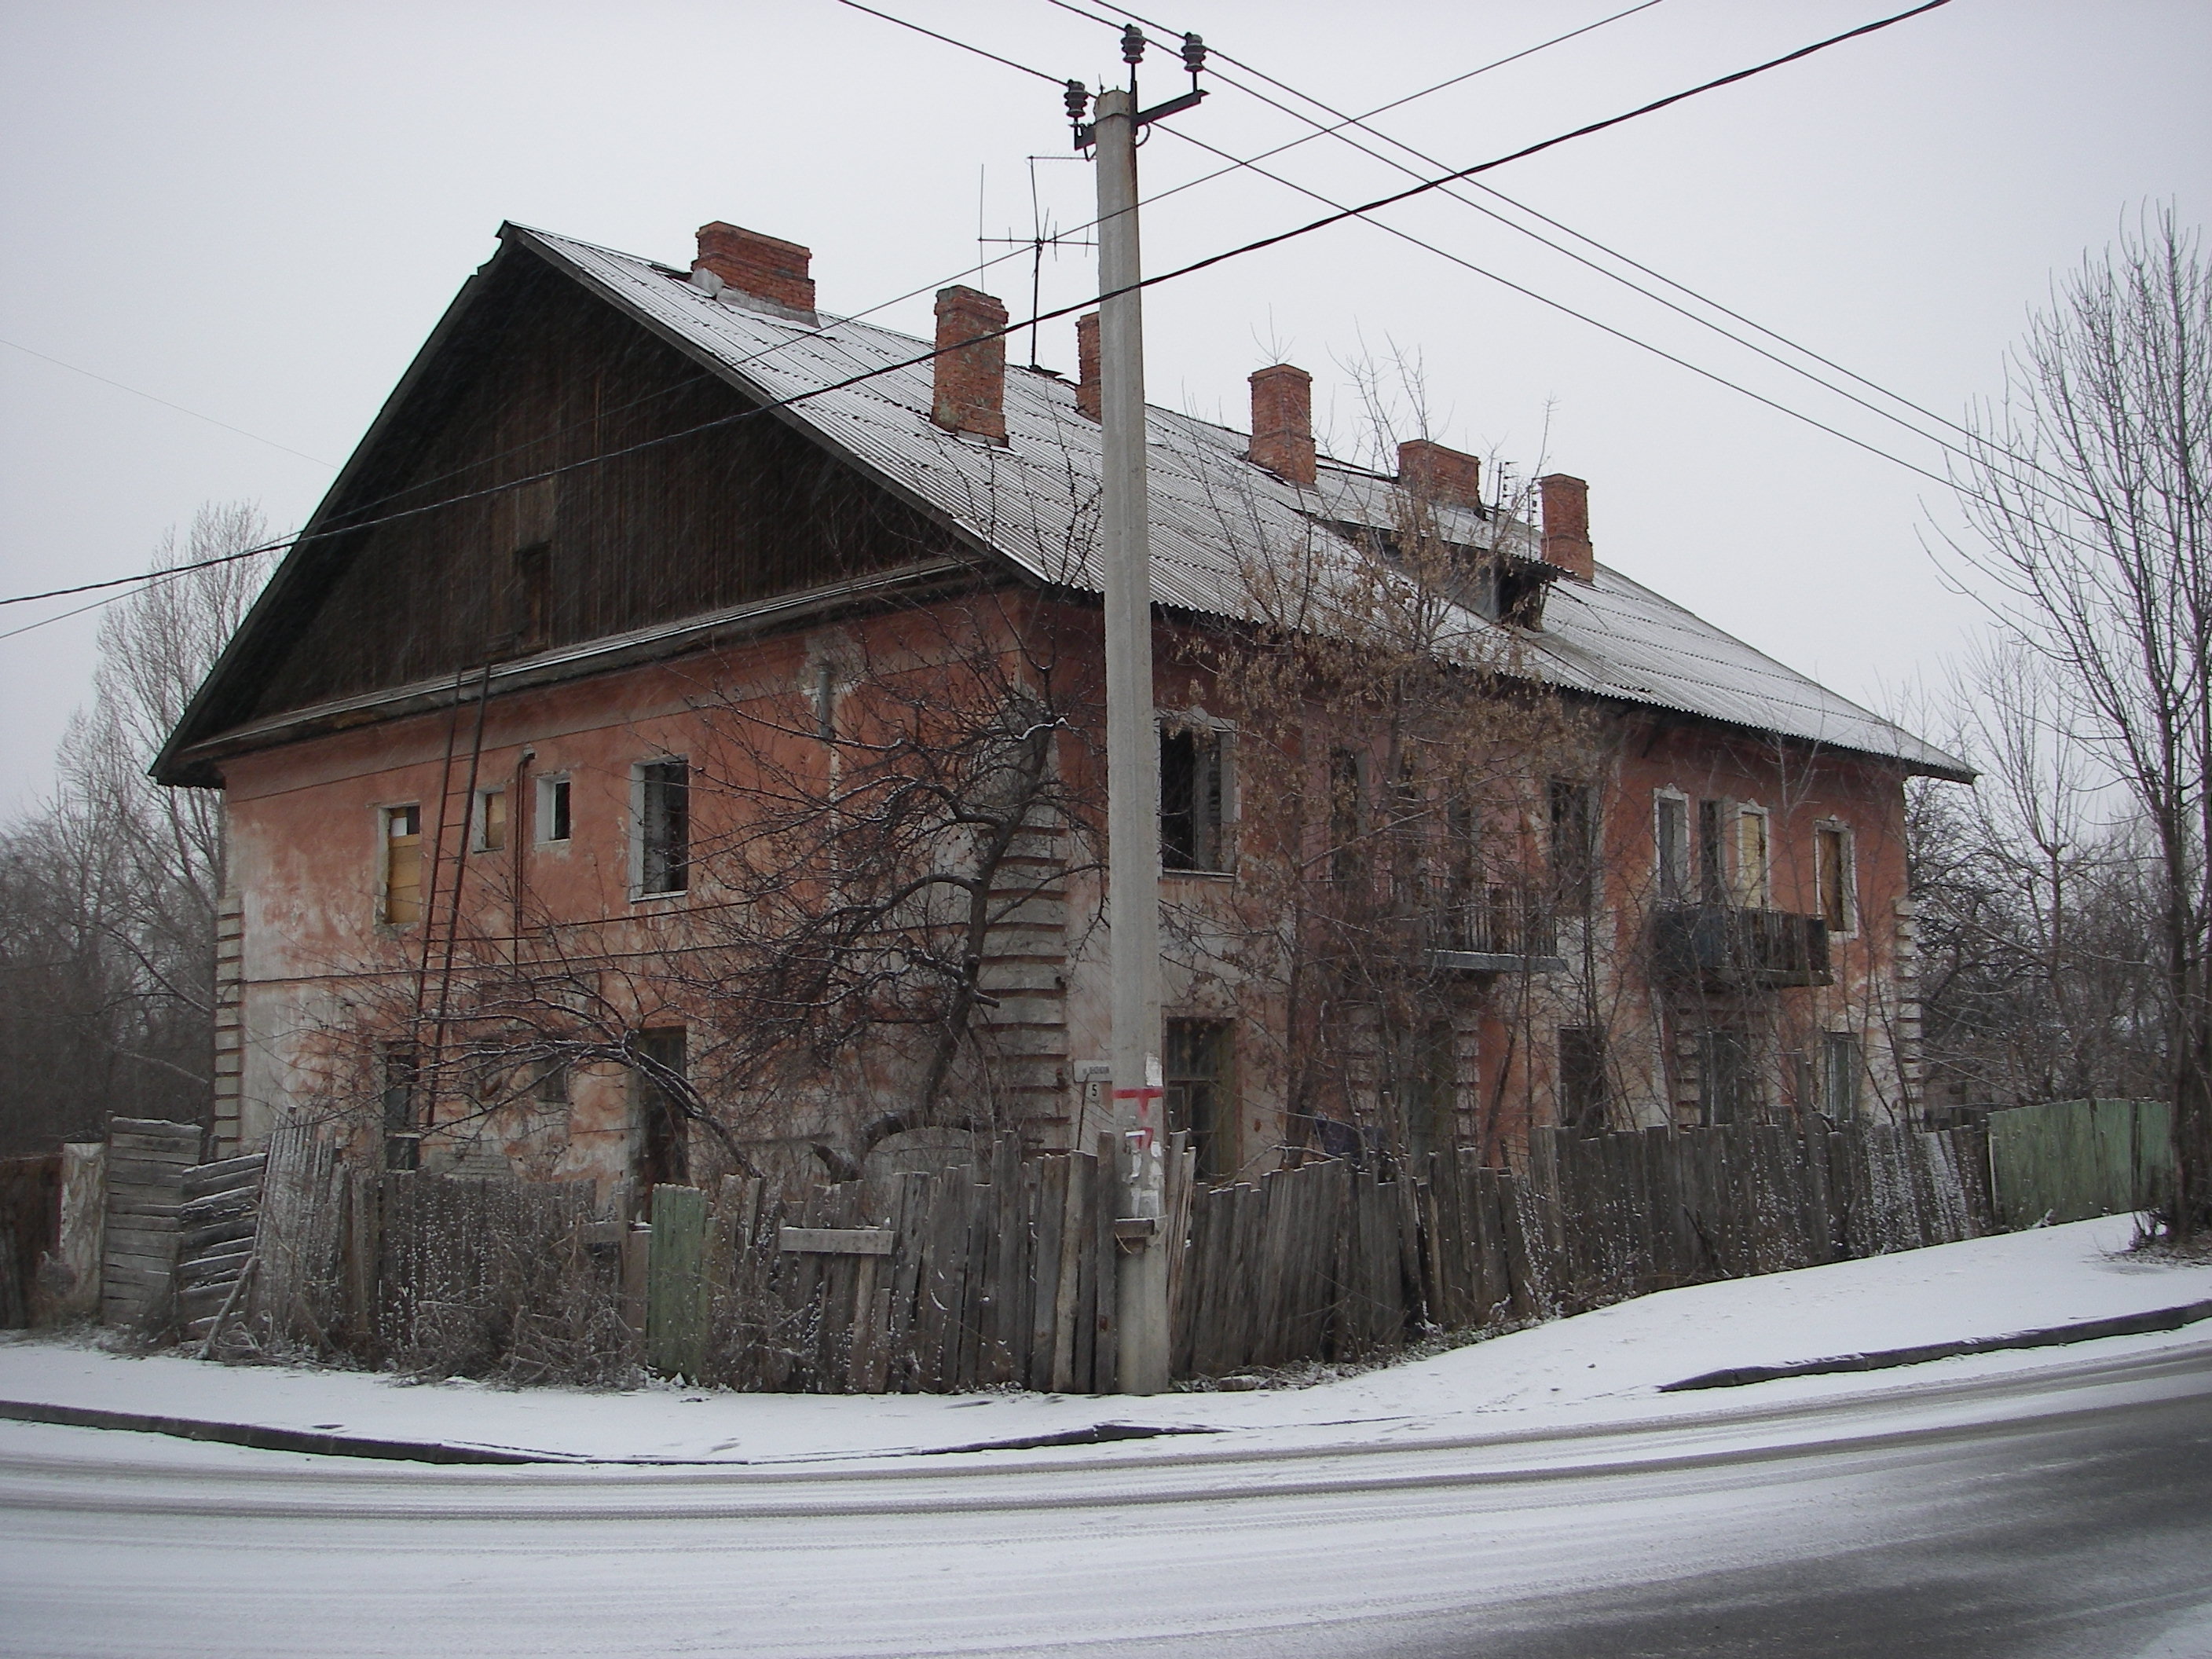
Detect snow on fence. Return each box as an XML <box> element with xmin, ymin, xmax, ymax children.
<box><xmin>42</xmin><ymin>1114</ymin><xmax>2001</xmax><ymax>1390</ymax></box>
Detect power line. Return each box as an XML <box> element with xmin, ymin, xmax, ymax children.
<box><xmin>0</xmin><ymin>6</ymin><xmax>1957</xmax><ymax>628</ymax></box>
<box><xmin>833</xmin><ymin>0</ymin><xmax>1065</xmax><ymax>83</ymax></box>
<box><xmin>1</xmin><ymin>337</ymin><xmax>334</xmax><ymax>467</ymax></box>
<box><xmin>1107</xmin><ymin>5</ymin><xmax>2064</xmax><ymax>493</ymax></box>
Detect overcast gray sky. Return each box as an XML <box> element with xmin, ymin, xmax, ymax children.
<box><xmin>2</xmin><ymin>0</ymin><xmax>2206</xmax><ymax>819</ymax></box>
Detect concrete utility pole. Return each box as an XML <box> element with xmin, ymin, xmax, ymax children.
<box><xmin>1093</xmin><ymin>81</ymin><xmax>1170</xmax><ymax>1397</ymax></box>
<box><xmin>1077</xmin><ymin>31</ymin><xmax>1203</xmax><ymax>1396</ymax></box>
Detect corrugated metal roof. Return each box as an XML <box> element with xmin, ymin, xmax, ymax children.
<box><xmin>519</xmin><ymin>225</ymin><xmax>1970</xmax><ymax>781</ymax></box>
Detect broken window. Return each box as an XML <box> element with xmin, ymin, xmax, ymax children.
<box><xmin>636</xmin><ymin>759</ymin><xmax>689</xmax><ymax>896</ymax></box>
<box><xmin>537</xmin><ymin>774</ymin><xmax>571</xmax><ymax>844</ymax></box>
<box><xmin>1400</xmin><ymin>1019</ymin><xmax>1458</xmax><ymax>1164</ymax></box>
<box><xmin>1159</xmin><ymin>726</ymin><xmax>1230</xmax><ymax>873</ymax></box>
<box><xmin>1816</xmin><ymin>823</ymin><xmax>1856</xmax><ymax>935</ymax></box>
<box><xmin>632</xmin><ymin>1027</ymin><xmax>689</xmax><ymax>1188</ymax></box>
<box><xmin>1558</xmin><ymin>1025</ymin><xmax>1608</xmax><ymax>1134</ymax></box>
<box><xmin>1697</xmin><ymin>799</ymin><xmax>1727</xmax><ymax>905</ymax></box>
<box><xmin>474</xmin><ymin>787</ymin><xmax>507</xmax><ymax>853</ymax></box>
<box><xmin>530</xmin><ymin>1056</ymin><xmax>569</xmax><ymax>1108</ymax></box>
<box><xmin>1822</xmin><ymin>1030</ymin><xmax>1863</xmax><ymax>1119</ymax></box>
<box><xmin>383</xmin><ymin>804</ymin><xmax>423</xmax><ymax>925</ymax></box>
<box><xmin>1655</xmin><ymin>793</ymin><xmax>1690</xmax><ymax>904</ymax></box>
<box><xmin>380</xmin><ymin>1042</ymin><xmax>421</xmax><ymax>1170</ymax></box>
<box><xmin>1329</xmin><ymin>747</ymin><xmax>1367</xmax><ymax>888</ymax></box>
<box><xmin>1548</xmin><ymin>778</ymin><xmax>1596</xmax><ymax>916</ymax></box>
<box><xmin>1165</xmin><ymin>1018</ymin><xmax>1234</xmax><ymax>1181</ymax></box>
<box><xmin>1697</xmin><ymin>1025</ymin><xmax>1760</xmax><ymax>1126</ymax></box>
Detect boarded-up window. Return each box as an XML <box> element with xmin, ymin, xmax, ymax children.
<box><xmin>514</xmin><ymin>543</ymin><xmax>552</xmax><ymax>654</ymax></box>
<box><xmin>1734</xmin><ymin>807</ymin><xmax>1770</xmax><ymax>908</ymax></box>
<box><xmin>1559</xmin><ymin>1025</ymin><xmax>1608</xmax><ymax>1133</ymax></box>
<box><xmin>1549</xmin><ymin>778</ymin><xmax>1596</xmax><ymax>915</ymax></box>
<box><xmin>632</xmin><ymin>1027</ymin><xmax>689</xmax><ymax>1188</ymax></box>
<box><xmin>383</xmin><ymin>804</ymin><xmax>423</xmax><ymax>924</ymax></box>
<box><xmin>1655</xmin><ymin>793</ymin><xmax>1690</xmax><ymax>904</ymax></box>
<box><xmin>1328</xmin><ymin>748</ymin><xmax>1365</xmax><ymax>888</ymax></box>
<box><xmin>1817</xmin><ymin>823</ymin><xmax>1856</xmax><ymax>934</ymax></box>
<box><xmin>637</xmin><ymin>759</ymin><xmax>689</xmax><ymax>895</ymax></box>
<box><xmin>1165</xmin><ymin>1019</ymin><xmax>1234</xmax><ymax>1181</ymax></box>
<box><xmin>1160</xmin><ymin>727</ymin><xmax>1229</xmax><ymax>873</ymax></box>
<box><xmin>474</xmin><ymin>787</ymin><xmax>507</xmax><ymax>853</ymax></box>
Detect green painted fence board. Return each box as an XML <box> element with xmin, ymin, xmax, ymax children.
<box><xmin>646</xmin><ymin>1184</ymin><xmax>707</xmax><ymax>1380</ymax></box>
<box><xmin>1987</xmin><ymin>1099</ymin><xmax>2175</xmax><ymax>1229</ymax></box>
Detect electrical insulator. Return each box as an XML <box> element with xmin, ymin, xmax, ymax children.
<box><xmin>1064</xmin><ymin>78</ymin><xmax>1090</xmax><ymax>125</ymax></box>
<box><xmin>1121</xmin><ymin>24</ymin><xmax>1146</xmax><ymax>66</ymax></box>
<box><xmin>1181</xmin><ymin>32</ymin><xmax>1207</xmax><ymax>78</ymax></box>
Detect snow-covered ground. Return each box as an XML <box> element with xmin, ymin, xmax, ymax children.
<box><xmin>2</xmin><ymin>1214</ymin><xmax>2207</xmax><ymax>1463</ymax></box>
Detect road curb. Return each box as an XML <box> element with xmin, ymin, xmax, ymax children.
<box><xmin>1660</xmin><ymin>1298</ymin><xmax>2212</xmax><ymax>1391</ymax></box>
<box><xmin>0</xmin><ymin>1398</ymin><xmax>566</xmax><ymax>1464</ymax></box>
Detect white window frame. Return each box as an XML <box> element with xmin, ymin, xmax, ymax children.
<box><xmin>1815</xmin><ymin>819</ymin><xmax>1859</xmax><ymax>937</ymax></box>
<box><xmin>535</xmin><ymin>772</ymin><xmax>573</xmax><ymax>846</ymax></box>
<box><xmin>1159</xmin><ymin>711</ymin><xmax>1236</xmax><ymax>877</ymax></box>
<box><xmin>630</xmin><ymin>756</ymin><xmax>690</xmax><ymax>900</ymax></box>
<box><xmin>1653</xmin><ymin>789</ymin><xmax>1691</xmax><ymax>906</ymax></box>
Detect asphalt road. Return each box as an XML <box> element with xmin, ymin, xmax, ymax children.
<box><xmin>2</xmin><ymin>1340</ymin><xmax>2207</xmax><ymax>1658</ymax></box>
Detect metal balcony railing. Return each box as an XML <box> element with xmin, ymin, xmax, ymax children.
<box><xmin>1650</xmin><ymin>904</ymin><xmax>1831</xmax><ymax>988</ymax></box>
<box><xmin>1427</xmin><ymin>884</ymin><xmax>1563</xmax><ymax>973</ymax></box>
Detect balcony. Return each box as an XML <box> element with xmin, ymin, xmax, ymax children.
<box><xmin>1650</xmin><ymin>904</ymin><xmax>1831</xmax><ymax>989</ymax></box>
<box><xmin>1427</xmin><ymin>884</ymin><xmax>1566</xmax><ymax>975</ymax></box>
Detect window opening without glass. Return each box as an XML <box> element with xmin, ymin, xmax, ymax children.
<box><xmin>637</xmin><ymin>760</ymin><xmax>689</xmax><ymax>895</ymax></box>
<box><xmin>1165</xmin><ymin>1019</ymin><xmax>1234</xmax><ymax>1181</ymax></box>
<box><xmin>1159</xmin><ymin>727</ymin><xmax>1228</xmax><ymax>872</ymax></box>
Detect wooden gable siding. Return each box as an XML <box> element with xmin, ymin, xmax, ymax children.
<box><xmin>244</xmin><ymin>252</ymin><xmax>958</xmax><ymax>723</ymax></box>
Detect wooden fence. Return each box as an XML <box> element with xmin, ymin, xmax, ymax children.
<box><xmin>12</xmin><ymin>1110</ymin><xmax>2027</xmax><ymax>1389</ymax></box>
<box><xmin>1986</xmin><ymin>1098</ymin><xmax>2174</xmax><ymax>1229</ymax></box>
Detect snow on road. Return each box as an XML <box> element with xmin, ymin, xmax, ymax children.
<box><xmin>3</xmin><ymin>1218</ymin><xmax>2210</xmax><ymax>1658</ymax></box>
<box><xmin>2</xmin><ymin>1214</ymin><xmax>2205</xmax><ymax>1463</ymax></box>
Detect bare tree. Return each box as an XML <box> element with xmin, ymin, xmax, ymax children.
<box><xmin>1947</xmin><ymin>207</ymin><xmax>2211</xmax><ymax>1232</ymax></box>
<box><xmin>0</xmin><ymin>504</ymin><xmax>272</xmax><ymax>1153</ymax></box>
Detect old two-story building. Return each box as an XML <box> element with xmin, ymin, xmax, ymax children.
<box><xmin>156</xmin><ymin>218</ymin><xmax>1970</xmax><ymax>1195</ymax></box>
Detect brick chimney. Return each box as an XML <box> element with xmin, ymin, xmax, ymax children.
<box><xmin>1397</xmin><ymin>440</ymin><xmax>1483</xmax><ymax>512</ymax></box>
<box><xmin>1075</xmin><ymin>312</ymin><xmax>1101</xmax><ymax>422</ymax></box>
<box><xmin>1539</xmin><ymin>474</ymin><xmax>1595</xmax><ymax>582</ymax></box>
<box><xmin>693</xmin><ymin>222</ymin><xmax>816</xmax><ymax>321</ymax></box>
<box><xmin>932</xmin><ymin>286</ymin><xmax>1009</xmax><ymax>444</ymax></box>
<box><xmin>1247</xmin><ymin>364</ymin><xmax>1316</xmax><ymax>488</ymax></box>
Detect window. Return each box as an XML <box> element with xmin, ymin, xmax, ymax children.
<box><xmin>1164</xmin><ymin>1019</ymin><xmax>1234</xmax><ymax>1181</ymax></box>
<box><xmin>530</xmin><ymin>1056</ymin><xmax>569</xmax><ymax>1108</ymax></box>
<box><xmin>636</xmin><ymin>759</ymin><xmax>689</xmax><ymax>896</ymax></box>
<box><xmin>1443</xmin><ymin>792</ymin><xmax>1482</xmax><ymax>947</ymax></box>
<box><xmin>380</xmin><ymin>1042</ymin><xmax>421</xmax><ymax>1170</ymax></box>
<box><xmin>1816</xmin><ymin>823</ymin><xmax>1856</xmax><ymax>935</ymax></box>
<box><xmin>1400</xmin><ymin>1019</ymin><xmax>1458</xmax><ymax>1164</ymax></box>
<box><xmin>1734</xmin><ymin>807</ymin><xmax>1771</xmax><ymax>908</ymax></box>
<box><xmin>1328</xmin><ymin>748</ymin><xmax>1366</xmax><ymax>888</ymax></box>
<box><xmin>474</xmin><ymin>787</ymin><xmax>507</xmax><ymax>853</ymax></box>
<box><xmin>537</xmin><ymin>774</ymin><xmax>572</xmax><ymax>844</ymax></box>
<box><xmin>812</xmin><ymin>660</ymin><xmax>838</xmax><ymax>743</ymax></box>
<box><xmin>383</xmin><ymin>804</ymin><xmax>423</xmax><ymax>925</ymax></box>
<box><xmin>514</xmin><ymin>543</ymin><xmax>552</xmax><ymax>654</ymax></box>
<box><xmin>1558</xmin><ymin>1026</ymin><xmax>1608</xmax><ymax>1134</ymax></box>
<box><xmin>1822</xmin><ymin>1030</ymin><xmax>1862</xmax><ymax>1119</ymax></box>
<box><xmin>1697</xmin><ymin>799</ymin><xmax>1727</xmax><ymax>904</ymax></box>
<box><xmin>1697</xmin><ymin>1026</ymin><xmax>1759</xmax><ymax>1126</ymax></box>
<box><xmin>1655</xmin><ymin>793</ymin><xmax>1690</xmax><ymax>904</ymax></box>
<box><xmin>1548</xmin><ymin>778</ymin><xmax>1596</xmax><ymax>915</ymax></box>
<box><xmin>632</xmin><ymin>1027</ymin><xmax>689</xmax><ymax>1188</ymax></box>
<box><xmin>1160</xmin><ymin>726</ymin><xmax>1229</xmax><ymax>872</ymax></box>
